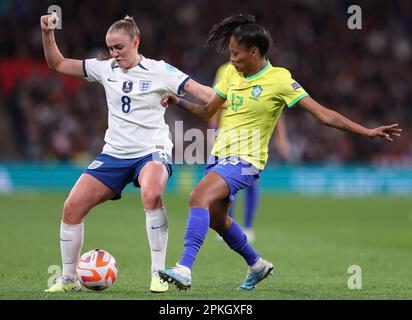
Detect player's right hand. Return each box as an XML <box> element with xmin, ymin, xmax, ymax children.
<box><xmin>40</xmin><ymin>12</ymin><xmax>59</xmax><ymax>32</ymax></box>
<box><xmin>160</xmin><ymin>92</ymin><xmax>180</xmax><ymax>109</ymax></box>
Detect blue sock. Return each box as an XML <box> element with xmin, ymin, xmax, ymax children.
<box><xmin>222</xmin><ymin>219</ymin><xmax>259</xmax><ymax>266</ymax></box>
<box><xmin>244</xmin><ymin>183</ymin><xmax>259</xmax><ymax>228</ymax></box>
<box><xmin>179</xmin><ymin>208</ymin><xmax>210</xmax><ymax>270</ymax></box>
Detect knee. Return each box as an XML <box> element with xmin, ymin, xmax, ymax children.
<box><xmin>141</xmin><ymin>188</ymin><xmax>163</xmax><ymax>210</ymax></box>
<box><xmin>63</xmin><ymin>198</ymin><xmax>85</xmax><ymax>224</ymax></box>
<box><xmin>188</xmin><ymin>189</ymin><xmax>210</xmax><ymax>208</ymax></box>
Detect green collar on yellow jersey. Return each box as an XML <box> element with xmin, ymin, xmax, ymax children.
<box><xmin>242</xmin><ymin>59</ymin><xmax>271</xmax><ymax>81</ymax></box>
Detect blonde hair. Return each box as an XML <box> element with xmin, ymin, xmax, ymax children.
<box><xmin>108</xmin><ymin>15</ymin><xmax>141</xmax><ymax>39</ymax></box>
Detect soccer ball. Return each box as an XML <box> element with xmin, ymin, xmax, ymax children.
<box><xmin>76</xmin><ymin>249</ymin><xmax>118</xmax><ymax>291</ymax></box>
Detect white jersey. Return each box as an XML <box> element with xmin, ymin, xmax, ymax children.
<box><xmin>83</xmin><ymin>55</ymin><xmax>189</xmax><ymax>159</ymax></box>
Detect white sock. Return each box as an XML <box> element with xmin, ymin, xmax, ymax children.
<box><xmin>145</xmin><ymin>207</ymin><xmax>168</xmax><ymax>275</ymax></box>
<box><xmin>60</xmin><ymin>221</ymin><xmax>84</xmax><ymax>279</ymax></box>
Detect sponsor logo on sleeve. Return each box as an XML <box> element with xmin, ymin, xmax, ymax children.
<box><xmin>291</xmin><ymin>81</ymin><xmax>301</xmax><ymax>90</ymax></box>
<box><xmin>165</xmin><ymin>63</ymin><xmax>178</xmax><ymax>72</ymax></box>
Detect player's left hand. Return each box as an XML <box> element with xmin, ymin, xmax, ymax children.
<box><xmin>368</xmin><ymin>124</ymin><xmax>402</xmax><ymax>141</ymax></box>
<box><xmin>160</xmin><ymin>92</ymin><xmax>179</xmax><ymax>109</ymax></box>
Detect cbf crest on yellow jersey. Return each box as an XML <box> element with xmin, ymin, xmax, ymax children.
<box><xmin>213</xmin><ymin>60</ymin><xmax>308</xmax><ymax>170</ymax></box>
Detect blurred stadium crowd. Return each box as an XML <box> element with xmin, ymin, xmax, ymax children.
<box><xmin>0</xmin><ymin>0</ymin><xmax>410</xmax><ymax>165</ymax></box>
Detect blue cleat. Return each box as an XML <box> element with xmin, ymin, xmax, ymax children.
<box><xmin>159</xmin><ymin>264</ymin><xmax>192</xmax><ymax>291</ymax></box>
<box><xmin>238</xmin><ymin>258</ymin><xmax>274</xmax><ymax>290</ymax></box>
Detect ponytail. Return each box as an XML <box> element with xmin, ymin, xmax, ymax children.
<box><xmin>206</xmin><ymin>14</ymin><xmax>272</xmax><ymax>57</ymax></box>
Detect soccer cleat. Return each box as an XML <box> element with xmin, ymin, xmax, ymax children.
<box><xmin>158</xmin><ymin>264</ymin><xmax>192</xmax><ymax>291</ymax></box>
<box><xmin>150</xmin><ymin>274</ymin><xmax>169</xmax><ymax>293</ymax></box>
<box><xmin>238</xmin><ymin>258</ymin><xmax>274</xmax><ymax>290</ymax></box>
<box><xmin>44</xmin><ymin>275</ymin><xmax>81</xmax><ymax>293</ymax></box>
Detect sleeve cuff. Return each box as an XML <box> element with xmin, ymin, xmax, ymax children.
<box><xmin>214</xmin><ymin>87</ymin><xmax>227</xmax><ymax>99</ymax></box>
<box><xmin>82</xmin><ymin>59</ymin><xmax>88</xmax><ymax>78</ymax></box>
<box><xmin>287</xmin><ymin>92</ymin><xmax>309</xmax><ymax>108</ymax></box>
<box><xmin>177</xmin><ymin>76</ymin><xmax>191</xmax><ymax>96</ymax></box>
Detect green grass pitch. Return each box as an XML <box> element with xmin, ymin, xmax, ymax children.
<box><xmin>0</xmin><ymin>191</ymin><xmax>411</xmax><ymax>300</ymax></box>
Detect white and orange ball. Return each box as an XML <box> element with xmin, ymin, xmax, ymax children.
<box><xmin>76</xmin><ymin>249</ymin><xmax>118</xmax><ymax>291</ymax></box>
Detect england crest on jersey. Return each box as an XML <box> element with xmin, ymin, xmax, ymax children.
<box><xmin>122</xmin><ymin>81</ymin><xmax>134</xmax><ymax>93</ymax></box>
<box><xmin>139</xmin><ymin>80</ymin><xmax>152</xmax><ymax>93</ymax></box>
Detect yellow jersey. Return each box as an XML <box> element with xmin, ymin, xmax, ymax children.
<box><xmin>213</xmin><ymin>62</ymin><xmax>231</xmax><ymax>86</ymax></box>
<box><xmin>213</xmin><ymin>60</ymin><xmax>308</xmax><ymax>169</ymax></box>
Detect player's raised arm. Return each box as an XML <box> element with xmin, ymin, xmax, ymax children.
<box><xmin>40</xmin><ymin>13</ymin><xmax>84</xmax><ymax>78</ymax></box>
<box><xmin>161</xmin><ymin>92</ymin><xmax>225</xmax><ymax>121</ymax></box>
<box><xmin>298</xmin><ymin>96</ymin><xmax>402</xmax><ymax>141</ymax></box>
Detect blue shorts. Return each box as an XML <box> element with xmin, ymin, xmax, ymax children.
<box><xmin>204</xmin><ymin>155</ymin><xmax>261</xmax><ymax>202</ymax></box>
<box><xmin>84</xmin><ymin>152</ymin><xmax>172</xmax><ymax>200</ymax></box>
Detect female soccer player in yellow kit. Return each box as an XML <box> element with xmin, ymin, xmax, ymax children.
<box><xmin>159</xmin><ymin>14</ymin><xmax>401</xmax><ymax>291</ymax></box>
<box><xmin>210</xmin><ymin>62</ymin><xmax>290</xmax><ymax>243</ymax></box>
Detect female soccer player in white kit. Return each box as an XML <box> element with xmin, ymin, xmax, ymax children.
<box><xmin>41</xmin><ymin>13</ymin><xmax>214</xmax><ymax>293</ymax></box>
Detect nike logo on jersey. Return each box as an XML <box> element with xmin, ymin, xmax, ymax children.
<box><xmin>107</xmin><ymin>78</ymin><xmax>118</xmax><ymax>82</ymax></box>
<box><xmin>59</xmin><ymin>238</ymin><xmax>72</xmax><ymax>242</ymax></box>
<box><xmin>151</xmin><ymin>223</ymin><xmax>167</xmax><ymax>230</ymax></box>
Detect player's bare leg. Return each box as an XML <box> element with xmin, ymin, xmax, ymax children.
<box><xmin>63</xmin><ymin>173</ymin><xmax>116</xmax><ymax>224</ymax></box>
<box><xmin>160</xmin><ymin>171</ymin><xmax>272</xmax><ymax>291</ymax></box>
<box><xmin>209</xmin><ymin>197</ymin><xmax>232</xmax><ymax>234</ymax></box>
<box><xmin>138</xmin><ymin>161</ymin><xmax>170</xmax><ymax>292</ymax></box>
<box><xmin>45</xmin><ymin>174</ymin><xmax>115</xmax><ymax>292</ymax></box>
